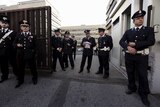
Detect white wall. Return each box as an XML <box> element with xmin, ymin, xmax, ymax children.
<box><xmin>149</xmin><ymin>0</ymin><xmax>160</xmax><ymax>94</ymax></box>
<box><xmin>110</xmin><ymin>0</ymin><xmax>131</xmax><ymax>67</ymax></box>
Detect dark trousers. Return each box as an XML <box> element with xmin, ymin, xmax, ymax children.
<box><xmin>72</xmin><ymin>49</ymin><xmax>76</xmax><ymax>60</ymax></box>
<box><xmin>98</xmin><ymin>53</ymin><xmax>109</xmax><ymax>75</ymax></box>
<box><xmin>8</xmin><ymin>53</ymin><xmax>18</xmax><ymax>77</ymax></box>
<box><xmin>125</xmin><ymin>53</ymin><xmax>150</xmax><ymax>96</ymax></box>
<box><xmin>17</xmin><ymin>56</ymin><xmax>37</xmax><ymax>82</ymax></box>
<box><xmin>80</xmin><ymin>54</ymin><xmax>93</xmax><ymax>70</ymax></box>
<box><xmin>0</xmin><ymin>55</ymin><xmax>9</xmax><ymax>79</ymax></box>
<box><xmin>52</xmin><ymin>51</ymin><xmax>64</xmax><ymax>70</ymax></box>
<box><xmin>63</xmin><ymin>54</ymin><xmax>74</xmax><ymax>68</ymax></box>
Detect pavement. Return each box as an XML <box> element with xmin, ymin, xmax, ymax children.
<box><xmin>0</xmin><ymin>55</ymin><xmax>160</xmax><ymax>107</ymax></box>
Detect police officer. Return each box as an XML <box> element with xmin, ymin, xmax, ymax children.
<box><xmin>119</xmin><ymin>10</ymin><xmax>155</xmax><ymax>106</ymax></box>
<box><xmin>79</xmin><ymin>30</ymin><xmax>96</xmax><ymax>73</ymax></box>
<box><xmin>96</xmin><ymin>28</ymin><xmax>113</xmax><ymax>79</ymax></box>
<box><xmin>63</xmin><ymin>31</ymin><xmax>74</xmax><ymax>69</ymax></box>
<box><xmin>51</xmin><ymin>28</ymin><xmax>65</xmax><ymax>73</ymax></box>
<box><xmin>71</xmin><ymin>35</ymin><xmax>77</xmax><ymax>60</ymax></box>
<box><xmin>0</xmin><ymin>15</ymin><xmax>17</xmax><ymax>83</ymax></box>
<box><xmin>14</xmin><ymin>20</ymin><xmax>38</xmax><ymax>88</ymax></box>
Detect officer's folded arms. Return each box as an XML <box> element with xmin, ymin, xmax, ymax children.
<box><xmin>83</xmin><ymin>42</ymin><xmax>91</xmax><ymax>49</ymax></box>
<box><xmin>57</xmin><ymin>47</ymin><xmax>62</xmax><ymax>52</ymax></box>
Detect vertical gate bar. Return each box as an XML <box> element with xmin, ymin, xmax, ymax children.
<box><xmin>35</xmin><ymin>9</ymin><xmax>41</xmax><ymax>67</ymax></box>
<box><xmin>47</xmin><ymin>6</ymin><xmax>52</xmax><ymax>69</ymax></box>
<box><xmin>30</xmin><ymin>10</ymin><xmax>35</xmax><ymax>34</ymax></box>
<box><xmin>41</xmin><ymin>8</ymin><xmax>47</xmax><ymax>67</ymax></box>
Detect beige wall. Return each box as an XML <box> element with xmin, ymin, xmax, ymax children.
<box><xmin>61</xmin><ymin>24</ymin><xmax>105</xmax><ymax>46</ymax></box>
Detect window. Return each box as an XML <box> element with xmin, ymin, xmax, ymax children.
<box><xmin>147</xmin><ymin>5</ymin><xmax>153</xmax><ymax>27</ymax></box>
<box><xmin>113</xmin><ymin>17</ymin><xmax>119</xmax><ymax>26</ymax></box>
<box><xmin>140</xmin><ymin>0</ymin><xmax>143</xmax><ymax>10</ymax></box>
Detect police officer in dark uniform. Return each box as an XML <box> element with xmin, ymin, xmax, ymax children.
<box><xmin>14</xmin><ymin>20</ymin><xmax>38</xmax><ymax>88</ymax></box>
<box><xmin>95</xmin><ymin>28</ymin><xmax>113</xmax><ymax>79</ymax></box>
<box><xmin>0</xmin><ymin>15</ymin><xmax>17</xmax><ymax>83</ymax></box>
<box><xmin>71</xmin><ymin>35</ymin><xmax>77</xmax><ymax>60</ymax></box>
<box><xmin>63</xmin><ymin>31</ymin><xmax>74</xmax><ymax>69</ymax></box>
<box><xmin>79</xmin><ymin>30</ymin><xmax>96</xmax><ymax>73</ymax></box>
<box><xmin>51</xmin><ymin>28</ymin><xmax>65</xmax><ymax>73</ymax></box>
<box><xmin>119</xmin><ymin>10</ymin><xmax>155</xmax><ymax>106</ymax></box>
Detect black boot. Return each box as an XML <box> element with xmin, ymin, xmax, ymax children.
<box><xmin>71</xmin><ymin>66</ymin><xmax>74</xmax><ymax>70</ymax></box>
<box><xmin>125</xmin><ymin>89</ymin><xmax>136</xmax><ymax>95</ymax></box>
<box><xmin>50</xmin><ymin>69</ymin><xmax>57</xmax><ymax>74</ymax></box>
<box><xmin>62</xmin><ymin>68</ymin><xmax>66</xmax><ymax>71</ymax></box>
<box><xmin>32</xmin><ymin>79</ymin><xmax>38</xmax><ymax>85</ymax></box>
<box><xmin>103</xmin><ymin>74</ymin><xmax>109</xmax><ymax>79</ymax></box>
<box><xmin>103</xmin><ymin>71</ymin><xmax>109</xmax><ymax>79</ymax></box>
<box><xmin>78</xmin><ymin>69</ymin><xmax>83</xmax><ymax>73</ymax></box>
<box><xmin>15</xmin><ymin>81</ymin><xmax>24</xmax><ymax>88</ymax></box>
<box><xmin>87</xmin><ymin>69</ymin><xmax>90</xmax><ymax>73</ymax></box>
<box><xmin>0</xmin><ymin>78</ymin><xmax>8</xmax><ymax>83</ymax></box>
<box><xmin>140</xmin><ymin>95</ymin><xmax>150</xmax><ymax>106</ymax></box>
<box><xmin>95</xmin><ymin>71</ymin><xmax>103</xmax><ymax>74</ymax></box>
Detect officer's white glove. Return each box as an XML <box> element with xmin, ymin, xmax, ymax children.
<box><xmin>17</xmin><ymin>44</ymin><xmax>23</xmax><ymax>47</ymax></box>
<box><xmin>128</xmin><ymin>42</ymin><xmax>136</xmax><ymax>47</ymax></box>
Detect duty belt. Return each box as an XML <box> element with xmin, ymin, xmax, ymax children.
<box><xmin>126</xmin><ymin>48</ymin><xmax>149</xmax><ymax>55</ymax></box>
<box><xmin>99</xmin><ymin>47</ymin><xmax>110</xmax><ymax>51</ymax></box>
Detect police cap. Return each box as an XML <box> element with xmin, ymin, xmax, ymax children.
<box><xmin>64</xmin><ymin>30</ymin><xmax>70</xmax><ymax>35</ymax></box>
<box><xmin>131</xmin><ymin>10</ymin><xmax>146</xmax><ymax>19</ymax></box>
<box><xmin>98</xmin><ymin>28</ymin><xmax>105</xmax><ymax>32</ymax></box>
<box><xmin>19</xmin><ymin>20</ymin><xmax>30</xmax><ymax>26</ymax></box>
<box><xmin>0</xmin><ymin>15</ymin><xmax>10</xmax><ymax>23</ymax></box>
<box><xmin>84</xmin><ymin>29</ymin><xmax>90</xmax><ymax>33</ymax></box>
<box><xmin>54</xmin><ymin>28</ymin><xmax>61</xmax><ymax>32</ymax></box>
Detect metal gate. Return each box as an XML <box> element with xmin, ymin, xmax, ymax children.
<box><xmin>0</xmin><ymin>6</ymin><xmax>52</xmax><ymax>70</ymax></box>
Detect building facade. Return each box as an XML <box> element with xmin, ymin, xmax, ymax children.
<box><xmin>61</xmin><ymin>24</ymin><xmax>106</xmax><ymax>46</ymax></box>
<box><xmin>0</xmin><ymin>0</ymin><xmax>61</xmax><ymax>29</ymax></box>
<box><xmin>106</xmin><ymin>0</ymin><xmax>160</xmax><ymax>93</ymax></box>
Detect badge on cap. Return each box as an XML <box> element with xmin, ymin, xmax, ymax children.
<box><xmin>3</xmin><ymin>17</ymin><xmax>7</xmax><ymax>20</ymax></box>
<box><xmin>23</xmin><ymin>20</ymin><xmax>28</xmax><ymax>24</ymax></box>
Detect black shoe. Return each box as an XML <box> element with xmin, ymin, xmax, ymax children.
<box><xmin>95</xmin><ymin>71</ymin><xmax>103</xmax><ymax>74</ymax></box>
<box><xmin>50</xmin><ymin>69</ymin><xmax>57</xmax><ymax>73</ymax></box>
<box><xmin>125</xmin><ymin>89</ymin><xmax>136</xmax><ymax>95</ymax></box>
<box><xmin>32</xmin><ymin>79</ymin><xmax>38</xmax><ymax>85</ymax></box>
<box><xmin>141</xmin><ymin>97</ymin><xmax>150</xmax><ymax>106</ymax></box>
<box><xmin>62</xmin><ymin>68</ymin><xmax>66</xmax><ymax>71</ymax></box>
<box><xmin>71</xmin><ymin>67</ymin><xmax>74</xmax><ymax>70</ymax></box>
<box><xmin>103</xmin><ymin>75</ymin><xmax>109</xmax><ymax>79</ymax></box>
<box><xmin>87</xmin><ymin>69</ymin><xmax>90</xmax><ymax>73</ymax></box>
<box><xmin>0</xmin><ymin>78</ymin><xmax>8</xmax><ymax>83</ymax></box>
<box><xmin>15</xmin><ymin>81</ymin><xmax>24</xmax><ymax>88</ymax></box>
<box><xmin>65</xmin><ymin>65</ymin><xmax>68</xmax><ymax>68</ymax></box>
<box><xmin>79</xmin><ymin>70</ymin><xmax>83</xmax><ymax>73</ymax></box>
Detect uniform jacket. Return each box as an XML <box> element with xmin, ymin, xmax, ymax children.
<box><xmin>98</xmin><ymin>34</ymin><xmax>113</xmax><ymax>56</ymax></box>
<box><xmin>119</xmin><ymin>26</ymin><xmax>155</xmax><ymax>51</ymax></box>
<box><xmin>63</xmin><ymin>38</ymin><xmax>74</xmax><ymax>54</ymax></box>
<box><xmin>0</xmin><ymin>28</ymin><xmax>16</xmax><ymax>56</ymax></box>
<box><xmin>51</xmin><ymin>35</ymin><xmax>63</xmax><ymax>53</ymax></box>
<box><xmin>81</xmin><ymin>36</ymin><xmax>96</xmax><ymax>56</ymax></box>
<box><xmin>72</xmin><ymin>39</ymin><xmax>77</xmax><ymax>51</ymax></box>
<box><xmin>13</xmin><ymin>32</ymin><xmax>36</xmax><ymax>60</ymax></box>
